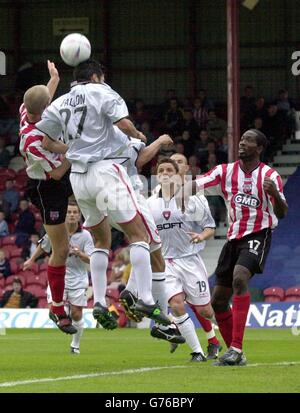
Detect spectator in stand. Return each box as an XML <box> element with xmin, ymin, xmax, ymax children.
<box><xmin>0</xmin><ymin>136</ymin><xmax>11</xmax><ymax>168</ymax></box>
<box><xmin>158</xmin><ymin>88</ymin><xmax>177</xmax><ymax>119</ymax></box>
<box><xmin>276</xmin><ymin>88</ymin><xmax>294</xmax><ymax>113</ymax></box>
<box><xmin>0</xmin><ymin>211</ymin><xmax>9</xmax><ymax>237</ymax></box>
<box><xmin>21</xmin><ymin>232</ymin><xmax>40</xmax><ymax>260</ymax></box>
<box><xmin>0</xmin><ymin>276</ymin><xmax>38</xmax><ymax>308</ymax></box>
<box><xmin>194</xmin><ymin>129</ymin><xmax>209</xmax><ymax>163</ymax></box>
<box><xmin>207</xmin><ymin>109</ymin><xmax>227</xmax><ymax>142</ymax></box>
<box><xmin>0</xmin><ymin>249</ymin><xmax>11</xmax><ymax>279</ymax></box>
<box><xmin>253</xmin><ymin>96</ymin><xmax>267</xmax><ymax>121</ymax></box>
<box><xmin>131</xmin><ymin>99</ymin><xmax>151</xmax><ymax>129</ymax></box>
<box><xmin>0</xmin><ymin>95</ymin><xmax>18</xmax><ymax>137</ymax></box>
<box><xmin>200</xmin><ymin>140</ymin><xmax>227</xmax><ymax>171</ymax></box>
<box><xmin>252</xmin><ymin>116</ymin><xmax>264</xmax><ymax>133</ymax></box>
<box><xmin>218</xmin><ymin>135</ymin><xmax>228</xmax><ymax>161</ymax></box>
<box><xmin>262</xmin><ymin>103</ymin><xmax>288</xmax><ymax>160</ymax></box>
<box><xmin>165</xmin><ymin>98</ymin><xmax>184</xmax><ymax>136</ymax></box>
<box><xmin>109</xmin><ymin>248</ymin><xmax>131</xmax><ymax>291</ymax></box>
<box><xmin>2</xmin><ymin>179</ymin><xmax>20</xmax><ymax>219</ymax></box>
<box><xmin>180</xmin><ymin>130</ymin><xmax>195</xmax><ymax>158</ymax></box>
<box><xmin>197</xmin><ymin>89</ymin><xmax>214</xmax><ymax>111</ymax></box>
<box><xmin>175</xmin><ymin>142</ymin><xmax>185</xmax><ymax>155</ymax></box>
<box><xmin>188</xmin><ymin>155</ymin><xmax>201</xmax><ymax>179</ymax></box>
<box><xmin>15</xmin><ymin>199</ymin><xmax>35</xmax><ymax>246</ymax></box>
<box><xmin>240</xmin><ymin>86</ymin><xmax>256</xmax><ymax>132</ymax></box>
<box><xmin>193</xmin><ymin>97</ymin><xmax>209</xmax><ymax>130</ymax></box>
<box><xmin>240</xmin><ymin>85</ymin><xmax>256</xmax><ymax>115</ymax></box>
<box><xmin>140</xmin><ymin>121</ymin><xmax>156</xmax><ymax>145</ymax></box>
<box><xmin>180</xmin><ymin>108</ymin><xmax>200</xmax><ymax>139</ymax></box>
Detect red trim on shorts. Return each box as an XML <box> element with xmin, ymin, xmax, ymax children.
<box><xmin>83</xmin><ymin>216</ymin><xmax>107</xmax><ymax>230</ymax></box>
<box><xmin>113</xmin><ymin>163</ymin><xmax>159</xmax><ymax>244</ymax></box>
<box><xmin>113</xmin><ymin>163</ymin><xmax>140</xmax><ymax>220</ymax></box>
<box><xmin>186</xmin><ymin>299</ymin><xmax>211</xmax><ymax>308</ymax></box>
<box><xmin>168</xmin><ymin>291</ymin><xmax>185</xmax><ymax>303</ymax></box>
<box><xmin>138</xmin><ymin>210</ymin><xmax>159</xmax><ymax>244</ymax></box>
<box><xmin>117</xmin><ymin>211</ymin><xmax>138</xmax><ymax>225</ymax></box>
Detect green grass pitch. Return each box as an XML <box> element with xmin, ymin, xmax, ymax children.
<box><xmin>0</xmin><ymin>328</ymin><xmax>299</xmax><ymax>393</ymax></box>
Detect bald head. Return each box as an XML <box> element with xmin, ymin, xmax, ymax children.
<box><xmin>23</xmin><ymin>85</ymin><xmax>50</xmax><ymax>116</ymax></box>
<box><xmin>170</xmin><ymin>153</ymin><xmax>189</xmax><ymax>178</ymax></box>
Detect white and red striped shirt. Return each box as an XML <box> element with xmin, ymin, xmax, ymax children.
<box><xmin>195</xmin><ymin>161</ymin><xmax>286</xmax><ymax>240</ymax></box>
<box><xmin>19</xmin><ymin>104</ymin><xmax>61</xmax><ymax>180</ymax></box>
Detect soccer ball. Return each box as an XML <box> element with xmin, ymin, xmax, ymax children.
<box><xmin>60</xmin><ymin>33</ymin><xmax>91</xmax><ymax>67</ymax></box>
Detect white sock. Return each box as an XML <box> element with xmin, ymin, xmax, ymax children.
<box><xmin>152</xmin><ymin>272</ymin><xmax>168</xmax><ymax>330</ymax></box>
<box><xmin>71</xmin><ymin>318</ymin><xmax>84</xmax><ymax>349</ymax></box>
<box><xmin>126</xmin><ymin>268</ymin><xmax>138</xmax><ymax>297</ymax></box>
<box><xmin>130</xmin><ymin>242</ymin><xmax>154</xmax><ymax>304</ymax></box>
<box><xmin>206</xmin><ymin>329</ymin><xmax>216</xmax><ymax>340</ymax></box>
<box><xmin>173</xmin><ymin>313</ymin><xmax>204</xmax><ymax>354</ymax></box>
<box><xmin>90</xmin><ymin>249</ymin><xmax>109</xmax><ymax>307</ymax></box>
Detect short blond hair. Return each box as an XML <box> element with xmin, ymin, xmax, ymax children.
<box><xmin>23</xmin><ymin>85</ymin><xmax>50</xmax><ymax>115</ymax></box>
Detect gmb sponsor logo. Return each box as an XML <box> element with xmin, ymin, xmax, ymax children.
<box><xmin>234</xmin><ymin>193</ymin><xmax>260</xmax><ymax>208</ymax></box>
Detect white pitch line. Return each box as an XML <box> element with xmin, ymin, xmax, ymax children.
<box><xmin>0</xmin><ymin>361</ymin><xmax>300</xmax><ymax>388</ymax></box>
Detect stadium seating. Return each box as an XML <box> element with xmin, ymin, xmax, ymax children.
<box><xmin>37</xmin><ymin>298</ymin><xmax>48</xmax><ymax>308</ymax></box>
<box><xmin>1</xmin><ymin>234</ymin><xmax>17</xmax><ymax>246</ymax></box>
<box><xmin>284</xmin><ymin>286</ymin><xmax>300</xmax><ymax>302</ymax></box>
<box><xmin>106</xmin><ymin>287</ymin><xmax>119</xmax><ymax>302</ymax></box>
<box><xmin>263</xmin><ymin>287</ymin><xmax>285</xmax><ymax>302</ymax></box>
<box><xmin>5</xmin><ymin>274</ymin><xmax>26</xmax><ymax>288</ymax></box>
<box><xmin>113</xmin><ymin>302</ymin><xmax>128</xmax><ymax>327</ymax></box>
<box><xmin>39</xmin><ymin>262</ymin><xmax>48</xmax><ymax>272</ymax></box>
<box><xmin>3</xmin><ymin>246</ymin><xmax>22</xmax><ymax>259</ymax></box>
<box><xmin>26</xmin><ymin>273</ymin><xmax>47</xmax><ymax>288</ymax></box>
<box><xmin>0</xmin><ymin>287</ymin><xmax>5</xmax><ymax>299</ymax></box>
<box><xmin>0</xmin><ymin>168</ymin><xmax>16</xmax><ymax>179</ymax></box>
<box><xmin>26</xmin><ymin>284</ymin><xmax>46</xmax><ymax>298</ymax></box>
<box><xmin>10</xmin><ymin>260</ymin><xmax>19</xmax><ymax>275</ymax></box>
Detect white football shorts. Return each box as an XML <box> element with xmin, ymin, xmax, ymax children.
<box><xmin>47</xmin><ymin>285</ymin><xmax>88</xmax><ymax>307</ymax></box>
<box><xmin>70</xmin><ymin>160</ymin><xmax>141</xmax><ymax>229</ymax></box>
<box><xmin>110</xmin><ymin>191</ymin><xmax>161</xmax><ymax>251</ymax></box>
<box><xmin>165</xmin><ymin>253</ymin><xmax>211</xmax><ymax>306</ymax></box>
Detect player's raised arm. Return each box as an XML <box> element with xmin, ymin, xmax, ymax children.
<box><xmin>263</xmin><ymin>176</ymin><xmax>288</xmax><ymax>219</ymax></box>
<box><xmin>136</xmin><ymin>134</ymin><xmax>173</xmax><ymax>169</ymax></box>
<box><xmin>46</xmin><ymin>60</ymin><xmax>60</xmax><ymax>102</ymax></box>
<box><xmin>115</xmin><ymin>117</ymin><xmax>147</xmax><ymax>143</ymax></box>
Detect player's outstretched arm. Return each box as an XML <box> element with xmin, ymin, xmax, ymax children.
<box><xmin>46</xmin><ymin>60</ymin><xmax>60</xmax><ymax>102</ymax></box>
<box><xmin>115</xmin><ymin>118</ymin><xmax>147</xmax><ymax>142</ymax></box>
<box><xmin>136</xmin><ymin>134</ymin><xmax>173</xmax><ymax>169</ymax></box>
<box><xmin>42</xmin><ymin>136</ymin><xmax>68</xmax><ymax>154</ymax></box>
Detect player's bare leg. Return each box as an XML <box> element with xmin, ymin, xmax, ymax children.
<box><xmin>70</xmin><ymin>305</ymin><xmax>84</xmax><ymax>354</ymax></box>
<box><xmin>169</xmin><ymin>293</ymin><xmax>206</xmax><ymax>361</ymax></box>
<box><xmin>89</xmin><ymin>217</ymin><xmax>118</xmax><ymax>330</ymax></box>
<box><xmin>119</xmin><ymin>215</ymin><xmax>170</xmax><ymax>326</ymax></box>
<box><xmin>45</xmin><ymin>222</ymin><xmax>77</xmax><ymax>334</ymax></box>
